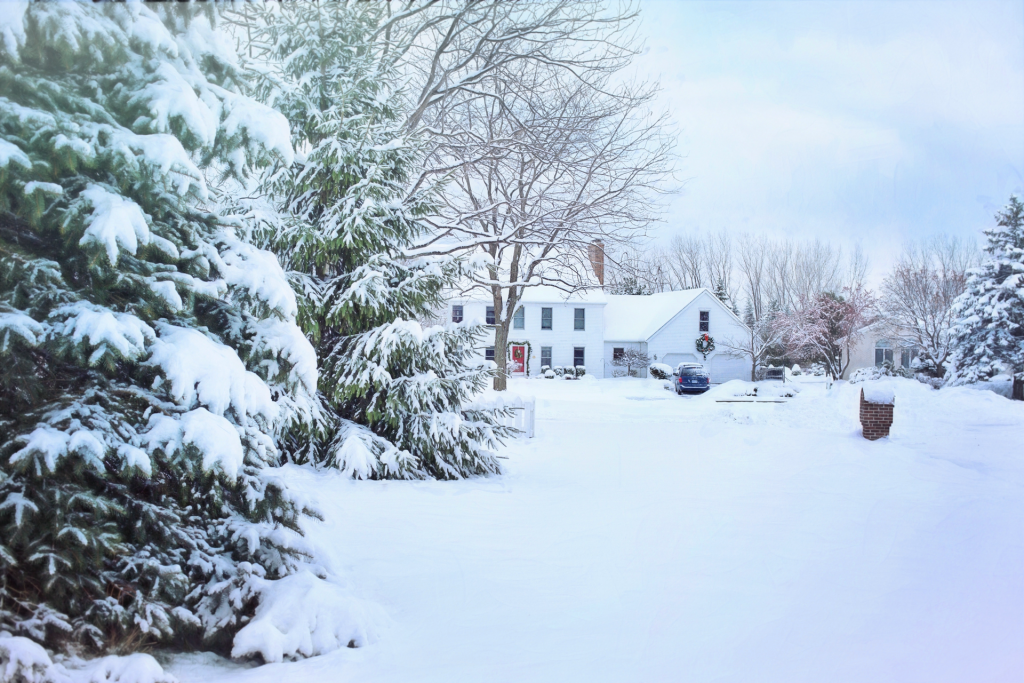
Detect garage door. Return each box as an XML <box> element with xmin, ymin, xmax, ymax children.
<box><xmin>708</xmin><ymin>353</ymin><xmax>749</xmax><ymax>383</ymax></box>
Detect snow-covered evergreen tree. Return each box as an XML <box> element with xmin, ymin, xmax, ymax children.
<box><xmin>0</xmin><ymin>3</ymin><xmax>326</xmax><ymax>655</ymax></box>
<box><xmin>947</xmin><ymin>196</ymin><xmax>1024</xmax><ymax>389</ymax></box>
<box><xmin>241</xmin><ymin>3</ymin><xmax>508</xmax><ymax>480</ymax></box>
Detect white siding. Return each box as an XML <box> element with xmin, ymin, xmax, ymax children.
<box><xmin>449</xmin><ymin>299</ymin><xmax>607</xmax><ymax>378</ymax></box>
<box><xmin>645</xmin><ymin>290</ymin><xmax>750</xmax><ymax>384</ymax></box>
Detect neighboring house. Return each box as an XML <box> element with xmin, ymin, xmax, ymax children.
<box><xmin>446</xmin><ymin>287</ymin><xmax>750</xmax><ymax>382</ymax></box>
<box><xmin>843</xmin><ymin>323</ymin><xmax>921</xmax><ymax>378</ymax></box>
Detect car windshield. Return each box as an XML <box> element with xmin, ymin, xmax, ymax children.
<box><xmin>679</xmin><ymin>367</ymin><xmax>707</xmax><ymax>377</ymax></box>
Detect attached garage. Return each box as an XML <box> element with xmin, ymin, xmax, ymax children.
<box><xmin>604</xmin><ymin>289</ymin><xmax>752</xmax><ymax>382</ymax></box>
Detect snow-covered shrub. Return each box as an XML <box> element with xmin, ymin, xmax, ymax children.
<box><xmin>247</xmin><ymin>3</ymin><xmax>509</xmax><ymax>479</ymax></box>
<box><xmin>540</xmin><ymin>365</ymin><xmax>551</xmax><ymax>374</ymax></box>
<box><xmin>0</xmin><ymin>3</ymin><xmax>332</xmax><ymax>658</ymax></box>
<box><xmin>553</xmin><ymin>367</ymin><xmax>566</xmax><ymax>377</ymax></box>
<box><xmin>791</xmin><ymin>364</ymin><xmax>802</xmax><ymax>376</ymax></box>
<box><xmin>543</xmin><ymin>369</ymin><xmax>555</xmax><ymax>379</ymax></box>
<box><xmin>850</xmin><ymin>362</ymin><xmax>912</xmax><ymax>384</ymax></box>
<box><xmin>574</xmin><ymin>366</ymin><xmax>586</xmax><ymax>378</ymax></box>
<box><xmin>648</xmin><ymin>363</ymin><xmax>673</xmax><ymax>380</ymax></box>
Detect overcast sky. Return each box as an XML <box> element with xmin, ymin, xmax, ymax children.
<box><xmin>633</xmin><ymin>0</ymin><xmax>1024</xmax><ymax>279</ymax></box>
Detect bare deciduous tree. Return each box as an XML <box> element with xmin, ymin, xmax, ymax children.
<box><xmin>406</xmin><ymin>5</ymin><xmax>675</xmax><ymax>390</ymax></box>
<box><xmin>719</xmin><ymin>314</ymin><xmax>784</xmax><ymax>381</ymax></box>
<box><xmin>879</xmin><ymin>235</ymin><xmax>978</xmax><ymax>376</ymax></box>
<box><xmin>611</xmin><ymin>348</ymin><xmax>650</xmax><ymax>377</ymax></box>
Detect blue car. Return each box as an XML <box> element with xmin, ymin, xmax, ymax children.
<box><xmin>675</xmin><ymin>363</ymin><xmax>710</xmax><ymax>394</ymax></box>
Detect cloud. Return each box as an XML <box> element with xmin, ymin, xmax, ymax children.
<box><xmin>633</xmin><ymin>0</ymin><xmax>1024</xmax><ymax>278</ymax></box>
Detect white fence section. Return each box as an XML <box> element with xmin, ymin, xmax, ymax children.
<box><xmin>467</xmin><ymin>392</ymin><xmax>536</xmax><ymax>439</ymax></box>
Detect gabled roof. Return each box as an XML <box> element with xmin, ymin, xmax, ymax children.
<box><xmin>603</xmin><ymin>289</ymin><xmax>706</xmax><ymax>341</ymax></box>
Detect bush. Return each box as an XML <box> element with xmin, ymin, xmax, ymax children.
<box><xmin>574</xmin><ymin>366</ymin><xmax>586</xmax><ymax>378</ymax></box>
<box><xmin>543</xmin><ymin>369</ymin><xmax>555</xmax><ymax>379</ymax></box>
<box><xmin>791</xmin><ymin>364</ymin><xmax>802</xmax><ymax>376</ymax></box>
<box><xmin>553</xmin><ymin>366</ymin><xmax>565</xmax><ymax>377</ymax></box>
<box><xmin>850</xmin><ymin>362</ymin><xmax>912</xmax><ymax>384</ymax></box>
<box><xmin>649</xmin><ymin>363</ymin><xmax>673</xmax><ymax>380</ymax></box>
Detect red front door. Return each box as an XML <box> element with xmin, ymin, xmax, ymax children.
<box><xmin>511</xmin><ymin>345</ymin><xmax>526</xmax><ymax>374</ymax></box>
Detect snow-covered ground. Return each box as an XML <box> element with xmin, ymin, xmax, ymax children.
<box><xmin>167</xmin><ymin>377</ymin><xmax>1024</xmax><ymax>683</ymax></box>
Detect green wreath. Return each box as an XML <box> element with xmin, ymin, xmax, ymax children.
<box><xmin>695</xmin><ymin>333</ymin><xmax>715</xmax><ymax>360</ymax></box>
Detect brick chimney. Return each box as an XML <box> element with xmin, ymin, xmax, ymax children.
<box><xmin>588</xmin><ymin>239</ymin><xmax>605</xmax><ymax>285</ymax></box>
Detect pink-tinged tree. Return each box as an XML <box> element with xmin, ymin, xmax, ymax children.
<box><xmin>778</xmin><ymin>286</ymin><xmax>876</xmax><ymax>379</ymax></box>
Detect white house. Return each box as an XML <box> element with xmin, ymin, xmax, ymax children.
<box><xmin>842</xmin><ymin>323</ymin><xmax>922</xmax><ymax>378</ymax></box>
<box><xmin>445</xmin><ymin>287</ymin><xmax>751</xmax><ymax>382</ymax></box>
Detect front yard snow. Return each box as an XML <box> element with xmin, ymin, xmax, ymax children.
<box><xmin>166</xmin><ymin>376</ymin><xmax>1024</xmax><ymax>683</ymax></box>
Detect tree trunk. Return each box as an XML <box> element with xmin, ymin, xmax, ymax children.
<box><xmin>1013</xmin><ymin>376</ymin><xmax>1024</xmax><ymax>401</ymax></box>
<box><xmin>493</xmin><ymin>319</ymin><xmax>509</xmax><ymax>391</ymax></box>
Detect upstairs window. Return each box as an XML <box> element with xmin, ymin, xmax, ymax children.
<box><xmin>513</xmin><ymin>306</ymin><xmax>525</xmax><ymax>330</ymax></box>
<box><xmin>486</xmin><ymin>306</ymin><xmax>495</xmax><ymax>325</ymax></box>
<box><xmin>541</xmin><ymin>307</ymin><xmax>553</xmax><ymax>330</ymax></box>
<box><xmin>613</xmin><ymin>347</ymin><xmax>624</xmax><ymax>360</ymax></box>
<box><xmin>574</xmin><ymin>308</ymin><xmax>585</xmax><ymax>331</ymax></box>
<box><xmin>452</xmin><ymin>305</ymin><xmax>463</xmax><ymax>323</ymax></box>
<box><xmin>573</xmin><ymin>347</ymin><xmax>585</xmax><ymax>367</ymax></box>
<box><xmin>699</xmin><ymin>310</ymin><xmax>709</xmax><ymax>332</ymax></box>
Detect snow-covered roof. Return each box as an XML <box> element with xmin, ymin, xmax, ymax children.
<box><xmin>453</xmin><ymin>285</ymin><xmax>607</xmax><ymax>305</ymax></box>
<box><xmin>603</xmin><ymin>289</ymin><xmax>705</xmax><ymax>341</ymax></box>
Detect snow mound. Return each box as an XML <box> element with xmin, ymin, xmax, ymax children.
<box><xmin>0</xmin><ymin>634</ymin><xmax>65</xmax><ymax>683</ymax></box>
<box><xmin>231</xmin><ymin>570</ymin><xmax>384</xmax><ymax>663</ymax></box>
<box><xmin>84</xmin><ymin>653</ymin><xmax>176</xmax><ymax>683</ymax></box>
<box><xmin>704</xmin><ymin>380</ymin><xmax>799</xmax><ymax>399</ymax></box>
<box><xmin>862</xmin><ymin>382</ymin><xmax>896</xmax><ymax>404</ymax></box>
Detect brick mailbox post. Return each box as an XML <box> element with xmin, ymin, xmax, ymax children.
<box><xmin>859</xmin><ymin>388</ymin><xmax>894</xmax><ymax>440</ymax></box>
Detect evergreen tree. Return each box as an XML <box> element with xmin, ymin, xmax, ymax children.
<box><xmin>0</xmin><ymin>4</ymin><xmax>321</xmax><ymax>654</ymax></box>
<box><xmin>243</xmin><ymin>3</ymin><xmax>508</xmax><ymax>480</ymax></box>
<box><xmin>608</xmin><ymin>276</ymin><xmax>652</xmax><ymax>295</ymax></box>
<box><xmin>713</xmin><ymin>278</ymin><xmax>734</xmax><ymax>313</ymax></box>
<box><xmin>947</xmin><ymin>196</ymin><xmax>1024</xmax><ymax>392</ymax></box>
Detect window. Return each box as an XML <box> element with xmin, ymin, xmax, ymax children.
<box><xmin>613</xmin><ymin>347</ymin><xmax>624</xmax><ymax>360</ymax></box>
<box><xmin>699</xmin><ymin>310</ymin><xmax>710</xmax><ymax>332</ymax></box>
<box><xmin>451</xmin><ymin>305</ymin><xmax>463</xmax><ymax>323</ymax></box>
<box><xmin>573</xmin><ymin>347</ymin><xmax>585</xmax><ymax>367</ymax></box>
<box><xmin>513</xmin><ymin>306</ymin><xmax>525</xmax><ymax>330</ymax></box>
<box><xmin>574</xmin><ymin>308</ymin><xmax>585</xmax><ymax>330</ymax></box>
<box><xmin>874</xmin><ymin>340</ymin><xmax>893</xmax><ymax>367</ymax></box>
<box><xmin>486</xmin><ymin>306</ymin><xmax>495</xmax><ymax>325</ymax></box>
<box><xmin>541</xmin><ymin>307</ymin><xmax>552</xmax><ymax>330</ymax></box>
<box><xmin>541</xmin><ymin>346</ymin><xmax>552</xmax><ymax>368</ymax></box>
<box><xmin>901</xmin><ymin>348</ymin><xmax>918</xmax><ymax>368</ymax></box>
<box><xmin>485</xmin><ymin>346</ymin><xmax>495</xmax><ymax>362</ymax></box>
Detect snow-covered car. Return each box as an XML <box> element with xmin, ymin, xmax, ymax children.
<box><xmin>674</xmin><ymin>363</ymin><xmax>710</xmax><ymax>394</ymax></box>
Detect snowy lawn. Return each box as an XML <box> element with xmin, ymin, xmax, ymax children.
<box><xmin>168</xmin><ymin>377</ymin><xmax>1024</xmax><ymax>683</ymax></box>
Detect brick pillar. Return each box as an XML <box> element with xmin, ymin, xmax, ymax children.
<box><xmin>859</xmin><ymin>389</ymin><xmax>894</xmax><ymax>440</ymax></box>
